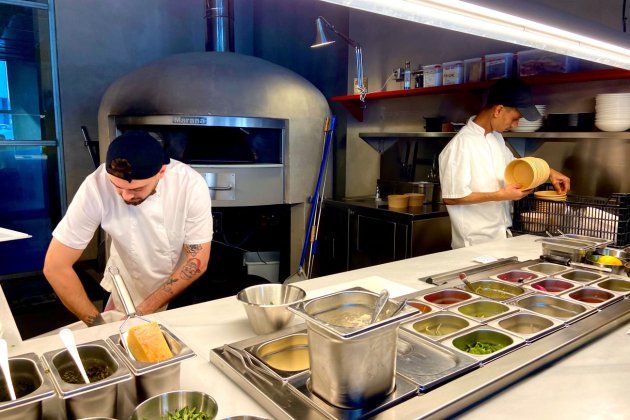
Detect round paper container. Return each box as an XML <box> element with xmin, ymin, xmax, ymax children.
<box><xmin>505</xmin><ymin>157</ymin><xmax>549</xmax><ymax>190</ymax></box>
<box><xmin>388</xmin><ymin>194</ymin><xmax>409</xmax><ymax>209</ymax></box>
<box><xmin>405</xmin><ymin>193</ymin><xmax>425</xmax><ymax>207</ymax></box>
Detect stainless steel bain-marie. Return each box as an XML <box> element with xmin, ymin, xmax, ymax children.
<box><xmin>288</xmin><ymin>288</ymin><xmax>418</xmax><ymax>409</ymax></box>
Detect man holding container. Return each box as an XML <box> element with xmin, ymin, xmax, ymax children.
<box><xmin>439</xmin><ymin>78</ymin><xmax>570</xmax><ymax>249</ymax></box>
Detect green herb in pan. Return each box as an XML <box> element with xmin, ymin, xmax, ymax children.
<box><xmin>163</xmin><ymin>406</ymin><xmax>212</xmax><ymax>420</ymax></box>
<box><xmin>464</xmin><ymin>341</ymin><xmax>505</xmax><ymax>355</ymax></box>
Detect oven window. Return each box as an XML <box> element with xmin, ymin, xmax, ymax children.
<box><xmin>118</xmin><ymin>125</ymin><xmax>283</xmax><ymax>164</ymax></box>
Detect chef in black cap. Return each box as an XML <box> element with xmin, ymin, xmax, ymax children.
<box><xmin>439</xmin><ymin>78</ymin><xmax>570</xmax><ymax>249</ymax></box>
<box><xmin>44</xmin><ymin>131</ymin><xmax>213</xmax><ymax>326</ymax></box>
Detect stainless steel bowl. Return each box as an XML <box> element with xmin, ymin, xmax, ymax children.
<box><xmin>584</xmin><ymin>254</ymin><xmax>625</xmax><ymax>275</ymax></box>
<box><xmin>129</xmin><ymin>390</ymin><xmax>218</xmax><ymax>420</ymax></box>
<box><xmin>237</xmin><ymin>284</ymin><xmax>306</xmax><ymax>334</ymax></box>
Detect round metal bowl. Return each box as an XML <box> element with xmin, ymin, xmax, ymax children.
<box><xmin>237</xmin><ymin>284</ymin><xmax>306</xmax><ymax>335</ymax></box>
<box><xmin>129</xmin><ymin>390</ymin><xmax>218</xmax><ymax>420</ymax></box>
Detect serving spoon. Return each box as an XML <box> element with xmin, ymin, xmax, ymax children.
<box><xmin>0</xmin><ymin>338</ymin><xmax>16</xmax><ymax>400</ymax></box>
<box><xmin>59</xmin><ymin>328</ymin><xmax>90</xmax><ymax>384</ymax></box>
<box><xmin>370</xmin><ymin>289</ymin><xmax>390</xmax><ymax>323</ymax></box>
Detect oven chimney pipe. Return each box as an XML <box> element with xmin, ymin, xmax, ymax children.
<box><xmin>205</xmin><ymin>0</ymin><xmax>234</xmax><ymax>52</ymax></box>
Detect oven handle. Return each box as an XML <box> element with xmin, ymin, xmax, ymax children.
<box><xmin>209</xmin><ymin>185</ymin><xmax>233</xmax><ymax>191</ymax></box>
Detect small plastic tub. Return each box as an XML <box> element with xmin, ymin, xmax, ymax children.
<box><xmin>422</xmin><ymin>64</ymin><xmax>443</xmax><ymax>87</ymax></box>
<box><xmin>442</xmin><ymin>60</ymin><xmax>463</xmax><ymax>85</ymax></box>
<box><xmin>484</xmin><ymin>52</ymin><xmax>514</xmax><ymax>79</ymax></box>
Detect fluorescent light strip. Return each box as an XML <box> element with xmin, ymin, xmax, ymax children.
<box><xmin>319</xmin><ymin>0</ymin><xmax>630</xmax><ymax>69</ymax></box>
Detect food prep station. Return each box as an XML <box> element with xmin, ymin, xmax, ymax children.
<box><xmin>1</xmin><ymin>234</ymin><xmax>630</xmax><ymax>419</ymax></box>
<box><xmin>210</xmin><ymin>235</ymin><xmax>630</xmax><ymax>419</ymax></box>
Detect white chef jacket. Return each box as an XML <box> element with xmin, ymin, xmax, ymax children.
<box><xmin>439</xmin><ymin>117</ymin><xmax>515</xmax><ymax>249</ymax></box>
<box><xmin>52</xmin><ymin>159</ymin><xmax>213</xmax><ymax>311</ymax></box>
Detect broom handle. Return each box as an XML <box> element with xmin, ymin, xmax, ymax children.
<box><xmin>298</xmin><ymin>116</ymin><xmax>336</xmax><ymax>273</ymax></box>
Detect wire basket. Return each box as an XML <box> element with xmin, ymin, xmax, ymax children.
<box><xmin>512</xmin><ymin>187</ymin><xmax>630</xmax><ymax>247</ymax></box>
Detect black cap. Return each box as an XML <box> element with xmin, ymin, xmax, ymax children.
<box><xmin>106</xmin><ymin>131</ymin><xmax>170</xmax><ymax>182</ymax></box>
<box><xmin>486</xmin><ymin>78</ymin><xmax>541</xmax><ymax>121</ymax></box>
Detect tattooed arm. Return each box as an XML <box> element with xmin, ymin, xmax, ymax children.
<box><xmin>136</xmin><ymin>241</ymin><xmax>211</xmax><ymax>315</ymax></box>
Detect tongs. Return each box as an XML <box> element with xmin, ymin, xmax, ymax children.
<box><xmin>108</xmin><ymin>267</ymin><xmax>153</xmax><ymax>357</ymax></box>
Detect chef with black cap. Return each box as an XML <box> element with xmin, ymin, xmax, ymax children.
<box><xmin>438</xmin><ymin>78</ymin><xmax>570</xmax><ymax>249</ymax></box>
<box><xmin>43</xmin><ymin>130</ymin><xmax>213</xmax><ymax>326</ymax></box>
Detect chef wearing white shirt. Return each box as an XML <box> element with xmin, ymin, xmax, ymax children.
<box><xmin>439</xmin><ymin>78</ymin><xmax>570</xmax><ymax>249</ymax></box>
<box><xmin>43</xmin><ymin>131</ymin><xmax>213</xmax><ymax>326</ymax></box>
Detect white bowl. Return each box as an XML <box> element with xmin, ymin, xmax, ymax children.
<box><xmin>595</xmin><ymin>120</ymin><xmax>630</xmax><ymax>132</ymax></box>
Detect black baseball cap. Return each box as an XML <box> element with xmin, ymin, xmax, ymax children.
<box><xmin>106</xmin><ymin>131</ymin><xmax>170</xmax><ymax>182</ymax></box>
<box><xmin>486</xmin><ymin>78</ymin><xmax>541</xmax><ymax>121</ymax></box>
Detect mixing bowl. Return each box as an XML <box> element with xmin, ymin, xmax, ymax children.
<box><xmin>237</xmin><ymin>284</ymin><xmax>306</xmax><ymax>334</ymax></box>
<box><xmin>129</xmin><ymin>390</ymin><xmax>218</xmax><ymax>420</ymax></box>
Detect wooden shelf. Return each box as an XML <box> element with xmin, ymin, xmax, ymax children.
<box><xmin>332</xmin><ymin>69</ymin><xmax>630</xmax><ymax>122</ymax></box>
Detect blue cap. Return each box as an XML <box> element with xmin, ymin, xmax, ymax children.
<box><xmin>106</xmin><ymin>131</ymin><xmax>170</xmax><ymax>182</ymax></box>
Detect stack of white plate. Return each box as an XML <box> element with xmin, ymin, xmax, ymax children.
<box><xmin>511</xmin><ymin>105</ymin><xmax>546</xmax><ymax>132</ymax></box>
<box><xmin>595</xmin><ymin>93</ymin><xmax>630</xmax><ymax>132</ymax></box>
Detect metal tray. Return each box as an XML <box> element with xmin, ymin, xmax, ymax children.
<box><xmin>524</xmin><ymin>277</ymin><xmax>582</xmax><ymax>295</ymax></box>
<box><xmin>487</xmin><ymin>310</ymin><xmax>565</xmax><ymax>342</ymax></box>
<box><xmin>522</xmin><ymin>262</ymin><xmax>571</xmax><ymax>276</ymax></box>
<box><xmin>559</xmin><ymin>287</ymin><xmax>623</xmax><ymax>309</ymax></box>
<box><xmin>395</xmin><ymin>330</ymin><xmax>479</xmax><ymax>392</ymax></box>
<box><xmin>511</xmin><ymin>293</ymin><xmax>594</xmax><ymax>324</ymax></box>
<box><xmin>414</xmin><ymin>288</ymin><xmax>477</xmax><ymax>308</ymax></box>
<box><xmin>457</xmin><ymin>280</ymin><xmax>530</xmax><ymax>302</ymax></box>
<box><xmin>401</xmin><ymin>312</ymin><xmax>479</xmax><ymax>342</ymax></box>
<box><xmin>591</xmin><ymin>277</ymin><xmax>630</xmax><ymax>297</ymax></box>
<box><xmin>440</xmin><ymin>326</ymin><xmax>526</xmax><ymax>363</ymax></box>
<box><xmin>490</xmin><ymin>270</ymin><xmax>543</xmax><ymax>284</ymax></box>
<box><xmin>556</xmin><ymin>269</ymin><xmax>607</xmax><ymax>284</ymax></box>
<box><xmin>448</xmin><ymin>299</ymin><xmax>520</xmax><ymax>323</ymax></box>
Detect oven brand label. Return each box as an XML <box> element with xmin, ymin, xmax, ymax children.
<box><xmin>172</xmin><ymin>116</ymin><xmax>207</xmax><ymax>125</ymax></box>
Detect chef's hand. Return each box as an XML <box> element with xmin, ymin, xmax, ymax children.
<box><xmin>501</xmin><ymin>184</ymin><xmax>532</xmax><ymax>201</ymax></box>
<box><xmin>549</xmin><ymin>169</ymin><xmax>570</xmax><ymax>193</ymax></box>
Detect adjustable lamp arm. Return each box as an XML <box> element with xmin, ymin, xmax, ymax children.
<box><xmin>316</xmin><ymin>16</ymin><xmax>367</xmax><ymax>101</ymax></box>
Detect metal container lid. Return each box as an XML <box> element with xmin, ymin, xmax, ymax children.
<box><xmin>288</xmin><ymin>287</ymin><xmax>419</xmax><ymax>339</ymax></box>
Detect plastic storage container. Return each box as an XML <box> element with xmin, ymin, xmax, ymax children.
<box><xmin>517</xmin><ymin>49</ymin><xmax>576</xmax><ymax>77</ymax></box>
<box><xmin>442</xmin><ymin>60</ymin><xmax>464</xmax><ymax>85</ymax></box>
<box><xmin>484</xmin><ymin>53</ymin><xmax>514</xmax><ymax>80</ymax></box>
<box><xmin>422</xmin><ymin>64</ymin><xmax>443</xmax><ymax>87</ymax></box>
<box><xmin>464</xmin><ymin>57</ymin><xmax>484</xmax><ymax>82</ymax></box>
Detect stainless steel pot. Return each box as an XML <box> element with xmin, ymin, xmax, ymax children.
<box><xmin>289</xmin><ymin>288</ymin><xmax>418</xmax><ymax>409</ymax></box>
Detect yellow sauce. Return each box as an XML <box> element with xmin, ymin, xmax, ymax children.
<box><xmin>261</xmin><ymin>347</ymin><xmax>310</xmax><ymax>372</ymax></box>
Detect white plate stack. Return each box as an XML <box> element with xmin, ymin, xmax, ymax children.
<box><xmin>511</xmin><ymin>105</ymin><xmax>546</xmax><ymax>132</ymax></box>
<box><xmin>595</xmin><ymin>93</ymin><xmax>630</xmax><ymax>132</ymax></box>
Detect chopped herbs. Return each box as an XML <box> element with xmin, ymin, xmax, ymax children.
<box><xmin>163</xmin><ymin>406</ymin><xmax>212</xmax><ymax>420</ymax></box>
<box><xmin>463</xmin><ymin>341</ymin><xmax>506</xmax><ymax>355</ymax></box>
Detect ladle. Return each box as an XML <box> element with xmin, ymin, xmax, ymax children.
<box><xmin>59</xmin><ymin>328</ymin><xmax>90</xmax><ymax>384</ymax></box>
<box><xmin>0</xmin><ymin>338</ymin><xmax>16</xmax><ymax>400</ymax></box>
<box><xmin>459</xmin><ymin>273</ymin><xmax>477</xmax><ymax>293</ymax></box>
<box><xmin>370</xmin><ymin>289</ymin><xmax>390</xmax><ymax>323</ymax></box>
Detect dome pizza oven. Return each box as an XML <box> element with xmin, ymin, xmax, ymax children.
<box><xmin>97</xmin><ymin>51</ymin><xmax>330</xmax><ymax>290</ymax></box>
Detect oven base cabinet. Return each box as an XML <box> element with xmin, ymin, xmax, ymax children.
<box><xmin>315</xmin><ymin>201</ymin><xmax>451</xmax><ymax>276</ymax></box>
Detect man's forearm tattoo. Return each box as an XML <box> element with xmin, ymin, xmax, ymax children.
<box><xmin>162</xmin><ymin>276</ymin><xmax>178</xmax><ymax>294</ymax></box>
<box><xmin>184</xmin><ymin>244</ymin><xmax>202</xmax><ymax>257</ymax></box>
<box><xmin>181</xmin><ymin>258</ymin><xmax>201</xmax><ymax>280</ymax></box>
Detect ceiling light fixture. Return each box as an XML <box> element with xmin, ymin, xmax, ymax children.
<box><xmin>312</xmin><ymin>16</ymin><xmax>367</xmax><ymax>101</ymax></box>
<box><xmin>317</xmin><ymin>0</ymin><xmax>630</xmax><ymax>70</ymax></box>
